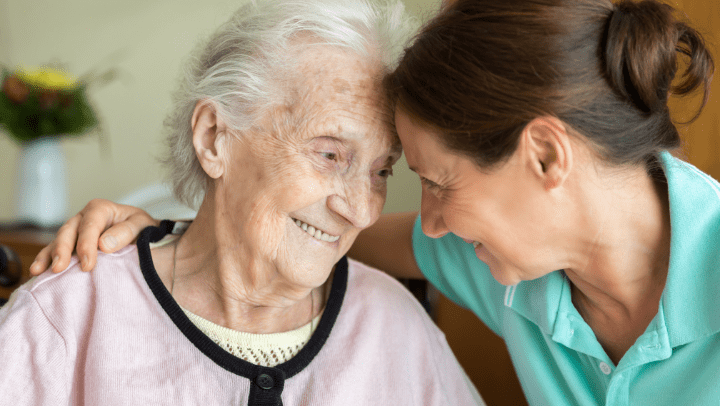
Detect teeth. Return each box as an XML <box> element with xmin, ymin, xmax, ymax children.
<box><xmin>293</xmin><ymin>219</ymin><xmax>340</xmax><ymax>243</ymax></box>
<box><xmin>473</xmin><ymin>241</ymin><xmax>480</xmax><ymax>248</ymax></box>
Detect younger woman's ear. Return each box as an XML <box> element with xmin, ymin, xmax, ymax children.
<box><xmin>520</xmin><ymin>116</ymin><xmax>573</xmax><ymax>190</ymax></box>
<box><xmin>191</xmin><ymin>101</ymin><xmax>228</xmax><ymax>179</ymax></box>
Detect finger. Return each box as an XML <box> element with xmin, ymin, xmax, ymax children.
<box><xmin>29</xmin><ymin>245</ymin><xmax>54</xmax><ymax>276</ymax></box>
<box><xmin>99</xmin><ymin>211</ymin><xmax>159</xmax><ymax>253</ymax></box>
<box><xmin>50</xmin><ymin>214</ymin><xmax>83</xmax><ymax>273</ymax></box>
<box><xmin>75</xmin><ymin>199</ymin><xmax>118</xmax><ymax>271</ymax></box>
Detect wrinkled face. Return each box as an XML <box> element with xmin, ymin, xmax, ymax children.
<box><xmin>216</xmin><ymin>46</ymin><xmax>400</xmax><ymax>289</ymax></box>
<box><xmin>396</xmin><ymin>110</ymin><xmax>554</xmax><ymax>286</ymax></box>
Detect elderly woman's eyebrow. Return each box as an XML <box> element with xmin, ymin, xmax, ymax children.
<box><xmin>304</xmin><ymin>135</ymin><xmax>345</xmax><ymax>149</ymax></box>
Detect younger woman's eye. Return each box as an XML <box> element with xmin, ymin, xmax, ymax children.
<box><xmin>420</xmin><ymin>177</ymin><xmax>441</xmax><ymax>190</ymax></box>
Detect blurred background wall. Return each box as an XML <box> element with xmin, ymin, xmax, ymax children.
<box><xmin>0</xmin><ymin>0</ymin><xmax>441</xmax><ymax>222</ymax></box>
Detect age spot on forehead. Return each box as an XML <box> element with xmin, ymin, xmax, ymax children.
<box><xmin>332</xmin><ymin>78</ymin><xmax>351</xmax><ymax>94</ymax></box>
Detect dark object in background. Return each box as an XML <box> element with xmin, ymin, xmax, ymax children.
<box><xmin>0</xmin><ymin>244</ymin><xmax>22</xmax><ymax>288</ymax></box>
<box><xmin>0</xmin><ymin>244</ymin><xmax>21</xmax><ymax>306</ymax></box>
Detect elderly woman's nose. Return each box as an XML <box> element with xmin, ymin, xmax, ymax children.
<box><xmin>420</xmin><ymin>190</ymin><xmax>449</xmax><ymax>239</ymax></box>
<box><xmin>327</xmin><ymin>179</ymin><xmax>376</xmax><ymax>229</ymax></box>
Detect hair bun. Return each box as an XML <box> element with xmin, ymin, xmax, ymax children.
<box><xmin>605</xmin><ymin>0</ymin><xmax>677</xmax><ymax>113</ymax></box>
<box><xmin>604</xmin><ymin>0</ymin><xmax>713</xmax><ymax>119</ymax></box>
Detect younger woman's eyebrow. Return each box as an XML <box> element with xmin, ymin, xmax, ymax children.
<box><xmin>389</xmin><ymin>140</ymin><xmax>402</xmax><ymax>158</ymax></box>
<box><xmin>408</xmin><ymin>167</ymin><xmax>443</xmax><ymax>186</ymax></box>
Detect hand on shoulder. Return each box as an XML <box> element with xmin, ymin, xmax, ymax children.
<box><xmin>30</xmin><ymin>199</ymin><xmax>159</xmax><ymax>275</ymax></box>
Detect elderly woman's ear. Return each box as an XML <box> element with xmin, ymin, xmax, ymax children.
<box><xmin>191</xmin><ymin>101</ymin><xmax>230</xmax><ymax>179</ymax></box>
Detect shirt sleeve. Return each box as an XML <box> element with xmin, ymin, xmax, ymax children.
<box><xmin>411</xmin><ymin>215</ymin><xmax>506</xmax><ymax>336</ymax></box>
<box><xmin>0</xmin><ymin>289</ymin><xmax>69</xmax><ymax>404</ymax></box>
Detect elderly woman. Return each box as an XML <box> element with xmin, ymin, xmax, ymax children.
<box><xmin>0</xmin><ymin>1</ymin><xmax>483</xmax><ymax>404</ymax></box>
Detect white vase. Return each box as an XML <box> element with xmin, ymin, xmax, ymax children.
<box><xmin>15</xmin><ymin>137</ymin><xmax>68</xmax><ymax>228</ymax></box>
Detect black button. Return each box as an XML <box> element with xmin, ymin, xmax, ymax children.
<box><xmin>256</xmin><ymin>373</ymin><xmax>274</xmax><ymax>390</ymax></box>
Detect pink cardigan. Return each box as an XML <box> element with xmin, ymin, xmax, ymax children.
<box><xmin>0</xmin><ymin>223</ymin><xmax>482</xmax><ymax>405</ymax></box>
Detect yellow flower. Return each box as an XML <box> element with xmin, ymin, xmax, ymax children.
<box><xmin>16</xmin><ymin>67</ymin><xmax>77</xmax><ymax>91</ymax></box>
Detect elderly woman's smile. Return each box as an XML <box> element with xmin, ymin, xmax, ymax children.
<box><xmin>292</xmin><ymin>218</ymin><xmax>340</xmax><ymax>243</ymax></box>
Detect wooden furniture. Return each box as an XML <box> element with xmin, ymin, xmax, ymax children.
<box><xmin>0</xmin><ymin>227</ymin><xmax>56</xmax><ymax>300</ymax></box>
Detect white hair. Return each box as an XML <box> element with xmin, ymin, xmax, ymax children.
<box><xmin>163</xmin><ymin>0</ymin><xmax>418</xmax><ymax>209</ymax></box>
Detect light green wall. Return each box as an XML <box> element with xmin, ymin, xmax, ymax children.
<box><xmin>0</xmin><ymin>0</ymin><xmax>438</xmax><ymax>222</ymax></box>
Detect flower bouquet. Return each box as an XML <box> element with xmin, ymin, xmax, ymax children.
<box><xmin>0</xmin><ymin>66</ymin><xmax>99</xmax><ymax>142</ymax></box>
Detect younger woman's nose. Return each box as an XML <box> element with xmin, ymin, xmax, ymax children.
<box><xmin>420</xmin><ymin>190</ymin><xmax>449</xmax><ymax>239</ymax></box>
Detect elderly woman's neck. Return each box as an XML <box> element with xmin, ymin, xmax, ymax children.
<box><xmin>152</xmin><ymin>196</ymin><xmax>328</xmax><ymax>334</ymax></box>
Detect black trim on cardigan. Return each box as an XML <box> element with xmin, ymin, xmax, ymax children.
<box><xmin>136</xmin><ymin>221</ymin><xmax>348</xmax><ymax>405</ymax></box>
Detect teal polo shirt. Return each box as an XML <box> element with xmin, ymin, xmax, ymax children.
<box><xmin>413</xmin><ymin>151</ymin><xmax>720</xmax><ymax>405</ymax></box>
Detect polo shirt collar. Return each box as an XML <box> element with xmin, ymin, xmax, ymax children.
<box><xmin>504</xmin><ymin>268</ymin><xmax>610</xmax><ymax>360</ymax></box>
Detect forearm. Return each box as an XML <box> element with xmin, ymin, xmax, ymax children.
<box><xmin>347</xmin><ymin>211</ymin><xmax>424</xmax><ymax>279</ymax></box>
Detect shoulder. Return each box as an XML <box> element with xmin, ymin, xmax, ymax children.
<box><xmin>664</xmin><ymin>153</ymin><xmax>720</xmax><ymax>211</ymax></box>
<box><xmin>32</xmin><ymin>245</ymin><xmax>139</xmax><ymax>291</ymax></box>
<box><xmin>346</xmin><ymin>258</ymin><xmax>408</xmax><ymax>289</ymax></box>
<box><xmin>346</xmin><ymin>259</ymin><xmax>427</xmax><ymax>310</ymax></box>
<box><xmin>338</xmin><ymin>258</ymin><xmax>451</xmax><ymax>356</ymax></box>
<box><xmin>5</xmin><ymin>245</ymin><xmax>142</xmax><ymax>324</ymax></box>
<box><xmin>662</xmin><ymin>153</ymin><xmax>720</xmax><ymax>265</ymax></box>
<box><xmin>344</xmin><ymin>259</ymin><xmax>434</xmax><ymax>325</ymax></box>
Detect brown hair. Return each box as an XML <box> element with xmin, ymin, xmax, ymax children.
<box><xmin>386</xmin><ymin>0</ymin><xmax>714</xmax><ymax>168</ymax></box>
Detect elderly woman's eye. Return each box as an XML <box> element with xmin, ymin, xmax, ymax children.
<box><xmin>378</xmin><ymin>168</ymin><xmax>393</xmax><ymax>178</ymax></box>
<box><xmin>320</xmin><ymin>152</ymin><xmax>338</xmax><ymax>161</ymax></box>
